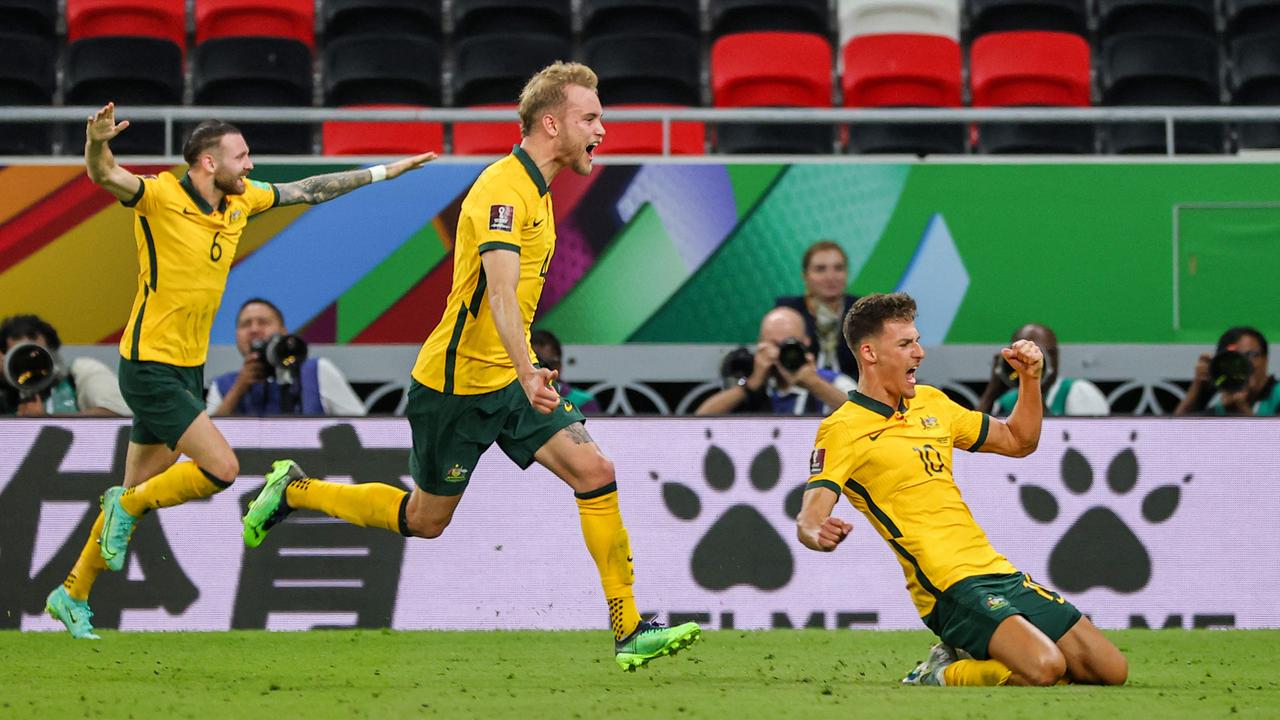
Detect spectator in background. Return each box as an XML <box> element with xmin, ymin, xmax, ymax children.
<box><xmin>0</xmin><ymin>314</ymin><xmax>130</xmax><ymax>416</ymax></box>
<box><xmin>531</xmin><ymin>328</ymin><xmax>601</xmax><ymax>414</ymax></box>
<box><xmin>775</xmin><ymin>240</ymin><xmax>860</xmax><ymax>380</ymax></box>
<box><xmin>696</xmin><ymin>306</ymin><xmax>855</xmax><ymax>416</ymax></box>
<box><xmin>1174</xmin><ymin>326</ymin><xmax>1278</xmax><ymax>417</ymax></box>
<box><xmin>979</xmin><ymin>323</ymin><xmax>1110</xmax><ymax>417</ymax></box>
<box><xmin>206</xmin><ymin>298</ymin><xmax>366</xmax><ymax>416</ymax></box>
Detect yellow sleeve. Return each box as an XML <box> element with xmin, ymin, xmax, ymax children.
<box><xmin>244</xmin><ymin>179</ymin><xmax>279</xmax><ymax>215</ymax></box>
<box><xmin>806</xmin><ymin>419</ymin><xmax>857</xmax><ymax>495</ymax></box>
<box><xmin>469</xmin><ymin>189</ymin><xmax>526</xmax><ymax>255</ymax></box>
<box><xmin>943</xmin><ymin>392</ymin><xmax>990</xmax><ymax>452</ymax></box>
<box><xmin>120</xmin><ymin>175</ymin><xmax>162</xmax><ymax>214</ymax></box>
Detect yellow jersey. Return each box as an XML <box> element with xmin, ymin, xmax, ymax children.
<box><xmin>413</xmin><ymin>146</ymin><xmax>555</xmax><ymax>394</ymax></box>
<box><xmin>118</xmin><ymin>172</ymin><xmax>278</xmax><ymax>366</ymax></box>
<box><xmin>806</xmin><ymin>385</ymin><xmax>1017</xmax><ymax>617</ymax></box>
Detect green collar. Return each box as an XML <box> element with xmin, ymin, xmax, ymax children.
<box><xmin>512</xmin><ymin>144</ymin><xmax>548</xmax><ymax>197</ymax></box>
<box><xmin>179</xmin><ymin>173</ymin><xmax>226</xmax><ymax>214</ymax></box>
<box><xmin>847</xmin><ymin>390</ymin><xmax>906</xmax><ymax>418</ymax></box>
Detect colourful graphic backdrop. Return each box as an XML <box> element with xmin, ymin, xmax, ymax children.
<box><xmin>2</xmin><ymin>161</ymin><xmax>1277</xmax><ymax>346</ymax></box>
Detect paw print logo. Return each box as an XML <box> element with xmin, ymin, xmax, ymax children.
<box><xmin>653</xmin><ymin>429</ymin><xmax>807</xmax><ymax>591</ymax></box>
<box><xmin>1014</xmin><ymin>431</ymin><xmax>1190</xmax><ymax>593</ymax></box>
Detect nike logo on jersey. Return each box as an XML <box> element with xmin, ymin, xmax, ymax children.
<box><xmin>531</xmin><ymin>218</ymin><xmax>544</xmax><ymax>228</ymax></box>
<box><xmin>869</xmin><ymin>429</ymin><xmax>887</xmax><ymax>441</ymax></box>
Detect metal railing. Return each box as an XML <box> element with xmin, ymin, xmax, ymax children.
<box><xmin>4</xmin><ymin>105</ymin><xmax>1280</xmax><ymax>157</ymax></box>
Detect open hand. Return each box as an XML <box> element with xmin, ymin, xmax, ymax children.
<box><xmin>87</xmin><ymin>102</ymin><xmax>129</xmax><ymax>144</ymax></box>
<box><xmin>386</xmin><ymin>151</ymin><xmax>439</xmax><ymax>180</ymax></box>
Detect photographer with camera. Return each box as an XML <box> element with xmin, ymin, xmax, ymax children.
<box><xmin>206</xmin><ymin>298</ymin><xmax>366</xmax><ymax>416</ymax></box>
<box><xmin>1174</xmin><ymin>326</ymin><xmax>1279</xmax><ymax>416</ymax></box>
<box><xmin>1</xmin><ymin>314</ymin><xmax>130</xmax><ymax>417</ymax></box>
<box><xmin>978</xmin><ymin>323</ymin><xmax>1109</xmax><ymax>417</ymax></box>
<box><xmin>696</xmin><ymin>306</ymin><xmax>855</xmax><ymax>416</ymax></box>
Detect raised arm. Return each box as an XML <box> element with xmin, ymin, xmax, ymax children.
<box><xmin>796</xmin><ymin>484</ymin><xmax>852</xmax><ymax>552</ymax></box>
<box><xmin>977</xmin><ymin>339</ymin><xmax>1044</xmax><ymax>457</ymax></box>
<box><xmin>84</xmin><ymin>103</ymin><xmax>143</xmax><ymax>202</ymax></box>
<box><xmin>275</xmin><ymin>151</ymin><xmax>437</xmax><ymax>205</ymax></box>
<box><xmin>479</xmin><ymin>248</ymin><xmax>560</xmax><ymax>415</ymax></box>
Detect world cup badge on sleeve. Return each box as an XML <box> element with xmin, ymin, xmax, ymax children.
<box><xmin>809</xmin><ymin>448</ymin><xmax>826</xmax><ymax>475</ymax></box>
<box><xmin>489</xmin><ymin>204</ymin><xmax>514</xmax><ymax>232</ymax></box>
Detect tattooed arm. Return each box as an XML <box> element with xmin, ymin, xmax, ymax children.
<box><xmin>275</xmin><ymin>150</ymin><xmax>437</xmax><ymax>205</ymax></box>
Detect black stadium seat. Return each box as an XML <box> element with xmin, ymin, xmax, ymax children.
<box><xmin>967</xmin><ymin>0</ymin><xmax>1088</xmax><ymax>38</ymax></box>
<box><xmin>194</xmin><ymin>37</ymin><xmax>315</xmax><ymax>154</ymax></box>
<box><xmin>65</xmin><ymin>37</ymin><xmax>184</xmax><ymax>155</ymax></box>
<box><xmin>709</xmin><ymin>0</ymin><xmax>830</xmax><ymax>38</ymax></box>
<box><xmin>1225</xmin><ymin>0</ymin><xmax>1280</xmax><ymax>45</ymax></box>
<box><xmin>1101</xmin><ymin>33</ymin><xmax>1224</xmax><ymax>153</ymax></box>
<box><xmin>1098</xmin><ymin>0</ymin><xmax>1216</xmax><ymax>39</ymax></box>
<box><xmin>453</xmin><ymin>33</ymin><xmax>570</xmax><ymax>106</ymax></box>
<box><xmin>583</xmin><ymin>33</ymin><xmax>701</xmax><ymax>106</ymax></box>
<box><xmin>0</xmin><ymin>0</ymin><xmax>56</xmax><ymax>41</ymax></box>
<box><xmin>1230</xmin><ymin>33</ymin><xmax>1280</xmax><ymax>148</ymax></box>
<box><xmin>324</xmin><ymin>34</ymin><xmax>441</xmax><ymax>106</ymax></box>
<box><xmin>452</xmin><ymin>0</ymin><xmax>570</xmax><ymax>40</ymax></box>
<box><xmin>322</xmin><ymin>0</ymin><xmax>442</xmax><ymax>40</ymax></box>
<box><xmin>0</xmin><ymin>32</ymin><xmax>55</xmax><ymax>154</ymax></box>
<box><xmin>582</xmin><ymin>0</ymin><xmax>699</xmax><ymax>37</ymax></box>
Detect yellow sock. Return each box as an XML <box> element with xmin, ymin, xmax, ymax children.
<box><xmin>943</xmin><ymin>659</ymin><xmax>1013</xmax><ymax>686</ymax></box>
<box><xmin>120</xmin><ymin>461</ymin><xmax>229</xmax><ymax>516</ymax></box>
<box><xmin>63</xmin><ymin>510</ymin><xmax>107</xmax><ymax>601</ymax></box>
<box><xmin>284</xmin><ymin>477</ymin><xmax>408</xmax><ymax>534</ymax></box>
<box><xmin>575</xmin><ymin>483</ymin><xmax>641</xmax><ymax>641</ymax></box>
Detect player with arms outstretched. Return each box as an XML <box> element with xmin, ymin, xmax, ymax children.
<box><xmin>45</xmin><ymin>103</ymin><xmax>435</xmax><ymax>639</ymax></box>
<box><xmin>241</xmin><ymin>63</ymin><xmax>701</xmax><ymax>670</ymax></box>
<box><xmin>796</xmin><ymin>293</ymin><xmax>1127</xmax><ymax>687</ymax></box>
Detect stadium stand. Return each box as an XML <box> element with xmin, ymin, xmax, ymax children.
<box><xmin>322</xmin><ymin>0</ymin><xmax>442</xmax><ymax>41</ymax></box>
<box><xmin>838</xmin><ymin>0</ymin><xmax>960</xmax><ymax>45</ymax></box>
<box><xmin>1101</xmin><ymin>32</ymin><xmax>1224</xmax><ymax>153</ymax></box>
<box><xmin>1230</xmin><ymin>33</ymin><xmax>1280</xmax><ymax>148</ymax></box>
<box><xmin>0</xmin><ymin>32</ymin><xmax>55</xmax><ymax>154</ymax></box>
<box><xmin>452</xmin><ymin>33</ymin><xmax>569</xmax><ymax>154</ymax></box>
<box><xmin>967</xmin><ymin>0</ymin><xmax>1088</xmax><ymax>38</ymax></box>
<box><xmin>451</xmin><ymin>0</ymin><xmax>571</xmax><ymax>41</ymax></box>
<box><xmin>1225</xmin><ymin>0</ymin><xmax>1280</xmax><ymax>43</ymax></box>
<box><xmin>1097</xmin><ymin>0</ymin><xmax>1217</xmax><ymax>39</ymax></box>
<box><xmin>195</xmin><ymin>0</ymin><xmax>315</xmax><ymax>48</ymax></box>
<box><xmin>0</xmin><ymin>0</ymin><xmax>56</xmax><ymax>41</ymax></box>
<box><xmin>193</xmin><ymin>37</ymin><xmax>315</xmax><ymax>154</ymax></box>
<box><xmin>65</xmin><ymin>0</ymin><xmax>186</xmax><ymax>50</ymax></box>
<box><xmin>322</xmin><ymin>34</ymin><xmax>443</xmax><ymax>155</ymax></box>
<box><xmin>970</xmin><ymin>31</ymin><xmax>1094</xmax><ymax>153</ymax></box>
<box><xmin>581</xmin><ymin>0</ymin><xmax>700</xmax><ymax>37</ymax></box>
<box><xmin>65</xmin><ymin>37</ymin><xmax>184</xmax><ymax>155</ymax></box>
<box><xmin>841</xmin><ymin>33</ymin><xmax>965</xmax><ymax>154</ymax></box>
<box><xmin>709</xmin><ymin>0</ymin><xmax>832</xmax><ymax>38</ymax></box>
<box><xmin>583</xmin><ymin>32</ymin><xmax>704</xmax><ymax>154</ymax></box>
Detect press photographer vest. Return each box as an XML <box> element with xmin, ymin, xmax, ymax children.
<box><xmin>214</xmin><ymin>358</ymin><xmax>323</xmax><ymax>415</ymax></box>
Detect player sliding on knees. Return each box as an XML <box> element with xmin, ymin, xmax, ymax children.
<box><xmin>795</xmin><ymin>293</ymin><xmax>1128</xmax><ymax>687</ymax></box>
<box><xmin>45</xmin><ymin>102</ymin><xmax>435</xmax><ymax>640</ymax></box>
<box><xmin>240</xmin><ymin>62</ymin><xmax>701</xmax><ymax>671</ymax></box>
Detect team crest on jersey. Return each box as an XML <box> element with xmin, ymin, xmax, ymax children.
<box><xmin>230</xmin><ymin>209</ymin><xmax>242</xmax><ymax>222</ymax></box>
<box><xmin>921</xmin><ymin>416</ymin><xmax>938</xmax><ymax>430</ymax></box>
<box><xmin>984</xmin><ymin>594</ymin><xmax>1009</xmax><ymax>611</ymax></box>
<box><xmin>809</xmin><ymin>448</ymin><xmax>826</xmax><ymax>474</ymax></box>
<box><xmin>489</xmin><ymin>204</ymin><xmax>515</xmax><ymax>232</ymax></box>
<box><xmin>444</xmin><ymin>464</ymin><xmax>469</xmax><ymax>483</ymax></box>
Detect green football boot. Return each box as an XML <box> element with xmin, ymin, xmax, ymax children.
<box><xmin>98</xmin><ymin>486</ymin><xmax>137</xmax><ymax>572</ymax></box>
<box><xmin>243</xmin><ymin>460</ymin><xmax>305</xmax><ymax>548</ymax></box>
<box><xmin>615</xmin><ymin>619</ymin><xmax>702</xmax><ymax>671</ymax></box>
<box><xmin>45</xmin><ymin>587</ymin><xmax>100</xmax><ymax>640</ymax></box>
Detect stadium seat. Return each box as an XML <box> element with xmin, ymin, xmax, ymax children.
<box><xmin>967</xmin><ymin>0</ymin><xmax>1087</xmax><ymax>38</ymax></box>
<box><xmin>65</xmin><ymin>37</ymin><xmax>184</xmax><ymax>155</ymax></box>
<box><xmin>66</xmin><ymin>0</ymin><xmax>186</xmax><ymax>49</ymax></box>
<box><xmin>0</xmin><ymin>32</ymin><xmax>55</xmax><ymax>154</ymax></box>
<box><xmin>1097</xmin><ymin>0</ymin><xmax>1216</xmax><ymax>39</ymax></box>
<box><xmin>196</xmin><ymin>0</ymin><xmax>315</xmax><ymax>48</ymax></box>
<box><xmin>452</xmin><ymin>0</ymin><xmax>570</xmax><ymax>40</ymax></box>
<box><xmin>194</xmin><ymin>37</ymin><xmax>314</xmax><ymax>154</ymax></box>
<box><xmin>0</xmin><ymin>0</ymin><xmax>56</xmax><ymax>41</ymax></box>
<box><xmin>712</xmin><ymin>31</ymin><xmax>834</xmax><ymax>154</ymax></box>
<box><xmin>837</xmin><ymin>0</ymin><xmax>960</xmax><ymax>45</ymax></box>
<box><xmin>1230</xmin><ymin>33</ymin><xmax>1280</xmax><ymax>148</ymax></box>
<box><xmin>842</xmin><ymin>33</ymin><xmax>963</xmax><ymax>154</ymax></box>
<box><xmin>970</xmin><ymin>31</ymin><xmax>1094</xmax><ymax>153</ymax></box>
<box><xmin>323</xmin><ymin>105</ymin><xmax>444</xmax><ymax>155</ymax></box>
<box><xmin>1225</xmin><ymin>0</ymin><xmax>1280</xmax><ymax>46</ymax></box>
<box><xmin>583</xmin><ymin>33</ymin><xmax>703</xmax><ymax>154</ymax></box>
<box><xmin>325</xmin><ymin>35</ymin><xmax>441</xmax><ymax>107</ymax></box>
<box><xmin>592</xmin><ymin>105</ymin><xmax>705</xmax><ymax>154</ymax></box>
<box><xmin>1101</xmin><ymin>33</ymin><xmax>1223</xmax><ymax>153</ymax></box>
<box><xmin>581</xmin><ymin>0</ymin><xmax>699</xmax><ymax>37</ymax></box>
<box><xmin>453</xmin><ymin>34</ymin><xmax>570</xmax><ymax>107</ymax></box>
<box><xmin>452</xmin><ymin>104</ymin><xmax>521</xmax><ymax>155</ymax></box>
<box><xmin>322</xmin><ymin>0</ymin><xmax>442</xmax><ymax>40</ymax></box>
<box><xmin>710</xmin><ymin>0</ymin><xmax>831</xmax><ymax>38</ymax></box>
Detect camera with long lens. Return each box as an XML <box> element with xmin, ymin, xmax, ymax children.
<box><xmin>1209</xmin><ymin>350</ymin><xmax>1252</xmax><ymax>392</ymax></box>
<box><xmin>249</xmin><ymin>333</ymin><xmax>308</xmax><ymax>375</ymax></box>
<box><xmin>3</xmin><ymin>341</ymin><xmax>57</xmax><ymax>400</ymax></box>
<box><xmin>720</xmin><ymin>347</ymin><xmax>755</xmax><ymax>383</ymax></box>
<box><xmin>776</xmin><ymin>337</ymin><xmax>809</xmax><ymax>373</ymax></box>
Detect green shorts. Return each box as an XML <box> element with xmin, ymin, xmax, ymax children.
<box><xmin>923</xmin><ymin>572</ymin><xmax>1082</xmax><ymax>660</ymax></box>
<box><xmin>405</xmin><ymin>379</ymin><xmax>587</xmax><ymax>496</ymax></box>
<box><xmin>118</xmin><ymin>358</ymin><xmax>205</xmax><ymax>450</ymax></box>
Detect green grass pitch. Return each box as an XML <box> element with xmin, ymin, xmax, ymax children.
<box><xmin>1</xmin><ymin>629</ymin><xmax>1275</xmax><ymax>719</ymax></box>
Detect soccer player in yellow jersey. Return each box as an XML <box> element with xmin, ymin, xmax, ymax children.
<box><xmin>797</xmin><ymin>293</ymin><xmax>1128</xmax><ymax>687</ymax></box>
<box><xmin>241</xmin><ymin>63</ymin><xmax>701</xmax><ymax>670</ymax></box>
<box><xmin>44</xmin><ymin>102</ymin><xmax>435</xmax><ymax>640</ymax></box>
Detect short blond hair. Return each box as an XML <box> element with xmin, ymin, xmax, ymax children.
<box><xmin>517</xmin><ymin>62</ymin><xmax>598</xmax><ymax>136</ymax></box>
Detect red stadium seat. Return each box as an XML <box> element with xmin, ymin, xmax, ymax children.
<box><xmin>595</xmin><ymin>104</ymin><xmax>704</xmax><ymax>155</ymax></box>
<box><xmin>841</xmin><ymin>33</ymin><xmax>961</xmax><ymax>107</ymax></box>
<box><xmin>323</xmin><ymin>106</ymin><xmax>444</xmax><ymax>156</ymax></box>
<box><xmin>453</xmin><ymin>105</ymin><xmax>521</xmax><ymax>155</ymax></box>
<box><xmin>970</xmin><ymin>31</ymin><xmax>1090</xmax><ymax>107</ymax></box>
<box><xmin>196</xmin><ymin>0</ymin><xmax>314</xmax><ymax>48</ymax></box>
<box><xmin>66</xmin><ymin>0</ymin><xmax>185</xmax><ymax>49</ymax></box>
<box><xmin>712</xmin><ymin>31</ymin><xmax>832</xmax><ymax>108</ymax></box>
